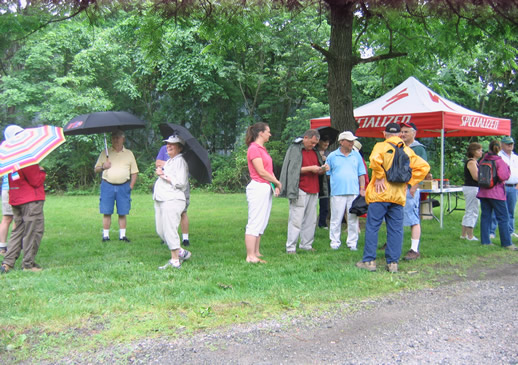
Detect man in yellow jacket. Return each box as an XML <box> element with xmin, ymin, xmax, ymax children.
<box><xmin>356</xmin><ymin>123</ymin><xmax>429</xmax><ymax>273</ymax></box>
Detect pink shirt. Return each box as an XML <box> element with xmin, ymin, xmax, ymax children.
<box><xmin>247</xmin><ymin>142</ymin><xmax>273</xmax><ymax>184</ymax></box>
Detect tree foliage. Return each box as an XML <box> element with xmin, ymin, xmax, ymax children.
<box><xmin>0</xmin><ymin>0</ymin><xmax>517</xmax><ymax>191</ymax></box>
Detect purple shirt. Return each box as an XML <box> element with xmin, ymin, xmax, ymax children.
<box><xmin>477</xmin><ymin>153</ymin><xmax>511</xmax><ymax>201</ymax></box>
<box><xmin>156</xmin><ymin>145</ymin><xmax>168</xmax><ymax>161</ymax></box>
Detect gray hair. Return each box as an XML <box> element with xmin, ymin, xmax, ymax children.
<box><xmin>303</xmin><ymin>129</ymin><xmax>320</xmax><ymax>140</ymax></box>
<box><xmin>112</xmin><ymin>129</ymin><xmax>125</xmax><ymax>138</ymax></box>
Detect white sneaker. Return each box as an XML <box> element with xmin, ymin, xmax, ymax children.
<box><xmin>348</xmin><ymin>246</ymin><xmax>358</xmax><ymax>251</ymax></box>
<box><xmin>179</xmin><ymin>249</ymin><xmax>192</xmax><ymax>262</ymax></box>
<box><xmin>467</xmin><ymin>236</ymin><xmax>479</xmax><ymax>241</ymax></box>
<box><xmin>159</xmin><ymin>259</ymin><xmax>181</xmax><ymax>270</ymax></box>
<box><xmin>330</xmin><ymin>243</ymin><xmax>341</xmax><ymax>250</ymax></box>
<box><xmin>459</xmin><ymin>235</ymin><xmax>467</xmax><ymax>239</ymax></box>
<box><xmin>511</xmin><ymin>232</ymin><xmax>518</xmax><ymax>238</ymax></box>
<box><xmin>490</xmin><ymin>234</ymin><xmax>496</xmax><ymax>239</ymax></box>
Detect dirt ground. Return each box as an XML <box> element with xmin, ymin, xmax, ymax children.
<box><xmin>39</xmin><ymin>262</ymin><xmax>518</xmax><ymax>365</ymax></box>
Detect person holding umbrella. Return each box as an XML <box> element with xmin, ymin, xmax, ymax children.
<box><xmin>154</xmin><ymin>135</ymin><xmax>192</xmax><ymax>269</ymax></box>
<box><xmin>156</xmin><ymin>145</ymin><xmax>190</xmax><ymax>247</ymax></box>
<box><xmin>1</xmin><ymin>125</ymin><xmax>46</xmax><ymax>273</ymax></box>
<box><xmin>94</xmin><ymin>130</ymin><xmax>138</xmax><ymax>242</ymax></box>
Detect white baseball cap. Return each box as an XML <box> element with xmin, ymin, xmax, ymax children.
<box><xmin>338</xmin><ymin>131</ymin><xmax>358</xmax><ymax>142</ymax></box>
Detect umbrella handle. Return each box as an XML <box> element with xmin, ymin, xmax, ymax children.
<box><xmin>104</xmin><ymin>134</ymin><xmax>109</xmax><ymax>158</ymax></box>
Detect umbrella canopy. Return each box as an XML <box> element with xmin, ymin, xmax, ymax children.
<box><xmin>64</xmin><ymin>111</ymin><xmax>146</xmax><ymax>135</ymax></box>
<box><xmin>0</xmin><ymin>125</ymin><xmax>66</xmax><ymax>176</ymax></box>
<box><xmin>159</xmin><ymin>123</ymin><xmax>212</xmax><ymax>184</ymax></box>
<box><xmin>315</xmin><ymin>126</ymin><xmax>339</xmax><ymax>145</ymax></box>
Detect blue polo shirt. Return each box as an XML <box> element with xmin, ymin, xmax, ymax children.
<box><xmin>326</xmin><ymin>148</ymin><xmax>366</xmax><ymax>196</ymax></box>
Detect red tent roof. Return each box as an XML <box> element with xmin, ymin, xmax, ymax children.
<box><xmin>311</xmin><ymin>77</ymin><xmax>511</xmax><ymax>138</ymax></box>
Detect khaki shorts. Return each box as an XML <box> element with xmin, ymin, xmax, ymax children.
<box><xmin>2</xmin><ymin>190</ymin><xmax>13</xmax><ymax>216</ymax></box>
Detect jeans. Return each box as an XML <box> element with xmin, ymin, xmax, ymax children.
<box><xmin>490</xmin><ymin>185</ymin><xmax>517</xmax><ymax>235</ymax></box>
<box><xmin>480</xmin><ymin>198</ymin><xmax>511</xmax><ymax>247</ymax></box>
<box><xmin>362</xmin><ymin>202</ymin><xmax>404</xmax><ymax>264</ymax></box>
<box><xmin>318</xmin><ymin>197</ymin><xmax>329</xmax><ymax>227</ymax></box>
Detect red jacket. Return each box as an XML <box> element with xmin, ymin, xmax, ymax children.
<box><xmin>8</xmin><ymin>165</ymin><xmax>46</xmax><ymax>206</ymax></box>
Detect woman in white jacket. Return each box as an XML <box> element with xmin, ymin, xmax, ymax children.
<box><xmin>154</xmin><ymin>135</ymin><xmax>191</xmax><ymax>269</ymax></box>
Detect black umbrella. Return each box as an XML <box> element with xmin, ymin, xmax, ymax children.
<box><xmin>316</xmin><ymin>126</ymin><xmax>339</xmax><ymax>145</ymax></box>
<box><xmin>64</xmin><ymin>111</ymin><xmax>146</xmax><ymax>157</ymax></box>
<box><xmin>159</xmin><ymin>123</ymin><xmax>212</xmax><ymax>184</ymax></box>
<box><xmin>64</xmin><ymin>111</ymin><xmax>146</xmax><ymax>135</ymax></box>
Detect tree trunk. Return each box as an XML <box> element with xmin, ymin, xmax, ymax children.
<box><xmin>326</xmin><ymin>2</ymin><xmax>356</xmax><ymax>133</ymax></box>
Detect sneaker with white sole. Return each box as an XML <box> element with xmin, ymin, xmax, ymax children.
<box><xmin>330</xmin><ymin>243</ymin><xmax>341</xmax><ymax>250</ymax></box>
<box><xmin>159</xmin><ymin>259</ymin><xmax>181</xmax><ymax>270</ymax></box>
<box><xmin>179</xmin><ymin>249</ymin><xmax>191</xmax><ymax>262</ymax></box>
<box><xmin>466</xmin><ymin>236</ymin><xmax>479</xmax><ymax>241</ymax></box>
<box><xmin>459</xmin><ymin>235</ymin><xmax>467</xmax><ymax>239</ymax></box>
<box><xmin>511</xmin><ymin>232</ymin><xmax>518</xmax><ymax>239</ymax></box>
<box><xmin>490</xmin><ymin>233</ymin><xmax>496</xmax><ymax>239</ymax></box>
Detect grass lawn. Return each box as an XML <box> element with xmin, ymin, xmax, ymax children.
<box><xmin>0</xmin><ymin>191</ymin><xmax>517</xmax><ymax>362</ymax></box>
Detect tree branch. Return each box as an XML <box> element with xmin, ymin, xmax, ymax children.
<box><xmin>355</xmin><ymin>51</ymin><xmax>407</xmax><ymax>65</ymax></box>
<box><xmin>311</xmin><ymin>42</ymin><xmax>331</xmax><ymax>59</ymax></box>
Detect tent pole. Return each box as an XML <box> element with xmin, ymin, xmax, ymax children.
<box><xmin>440</xmin><ymin>129</ymin><xmax>445</xmax><ymax>228</ymax></box>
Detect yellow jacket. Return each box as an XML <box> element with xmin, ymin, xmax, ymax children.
<box><xmin>366</xmin><ymin>136</ymin><xmax>430</xmax><ymax>206</ymax></box>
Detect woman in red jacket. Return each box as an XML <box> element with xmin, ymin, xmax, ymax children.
<box><xmin>1</xmin><ymin>126</ymin><xmax>46</xmax><ymax>273</ymax></box>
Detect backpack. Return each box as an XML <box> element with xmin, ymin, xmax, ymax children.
<box><xmin>383</xmin><ymin>142</ymin><xmax>412</xmax><ymax>183</ymax></box>
<box><xmin>478</xmin><ymin>157</ymin><xmax>498</xmax><ymax>188</ymax></box>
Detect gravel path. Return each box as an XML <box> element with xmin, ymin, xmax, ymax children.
<box><xmin>48</xmin><ymin>263</ymin><xmax>518</xmax><ymax>364</ymax></box>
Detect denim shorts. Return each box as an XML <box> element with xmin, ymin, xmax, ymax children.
<box><xmin>99</xmin><ymin>180</ymin><xmax>131</xmax><ymax>215</ymax></box>
<box><xmin>403</xmin><ymin>188</ymin><xmax>420</xmax><ymax>227</ymax></box>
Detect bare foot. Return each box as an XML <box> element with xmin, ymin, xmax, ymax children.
<box><xmin>257</xmin><ymin>258</ymin><xmax>267</xmax><ymax>264</ymax></box>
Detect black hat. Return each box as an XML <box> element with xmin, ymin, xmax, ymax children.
<box><xmin>385</xmin><ymin>123</ymin><xmax>401</xmax><ymax>133</ymax></box>
<box><xmin>400</xmin><ymin>121</ymin><xmax>417</xmax><ymax>131</ymax></box>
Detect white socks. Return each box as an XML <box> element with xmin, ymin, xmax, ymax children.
<box><xmin>410</xmin><ymin>239</ymin><xmax>420</xmax><ymax>252</ymax></box>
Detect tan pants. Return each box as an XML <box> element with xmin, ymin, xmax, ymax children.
<box><xmin>154</xmin><ymin>199</ymin><xmax>185</xmax><ymax>250</ymax></box>
<box><xmin>2</xmin><ymin>200</ymin><xmax>45</xmax><ymax>269</ymax></box>
<box><xmin>286</xmin><ymin>190</ymin><xmax>318</xmax><ymax>252</ymax></box>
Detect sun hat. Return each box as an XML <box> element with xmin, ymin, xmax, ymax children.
<box><xmin>4</xmin><ymin>125</ymin><xmax>23</xmax><ymax>141</ymax></box>
<box><xmin>164</xmin><ymin>135</ymin><xmax>185</xmax><ymax>145</ymax></box>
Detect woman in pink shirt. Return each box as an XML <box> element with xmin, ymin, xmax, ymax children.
<box><xmin>244</xmin><ymin>123</ymin><xmax>282</xmax><ymax>263</ymax></box>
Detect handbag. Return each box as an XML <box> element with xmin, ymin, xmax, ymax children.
<box><xmin>349</xmin><ymin>195</ymin><xmax>368</xmax><ymax>216</ymax></box>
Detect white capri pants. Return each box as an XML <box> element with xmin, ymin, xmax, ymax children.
<box><xmin>329</xmin><ymin>195</ymin><xmax>359</xmax><ymax>249</ymax></box>
<box><xmin>154</xmin><ymin>199</ymin><xmax>186</xmax><ymax>250</ymax></box>
<box><xmin>462</xmin><ymin>186</ymin><xmax>480</xmax><ymax>228</ymax></box>
<box><xmin>245</xmin><ymin>180</ymin><xmax>273</xmax><ymax>236</ymax></box>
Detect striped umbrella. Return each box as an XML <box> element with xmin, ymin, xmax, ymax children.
<box><xmin>0</xmin><ymin>125</ymin><xmax>66</xmax><ymax>176</ymax></box>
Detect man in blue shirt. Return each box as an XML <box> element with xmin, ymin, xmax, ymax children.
<box><xmin>326</xmin><ymin>131</ymin><xmax>366</xmax><ymax>251</ymax></box>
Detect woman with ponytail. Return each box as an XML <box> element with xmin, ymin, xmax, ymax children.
<box><xmin>244</xmin><ymin>123</ymin><xmax>282</xmax><ymax>263</ymax></box>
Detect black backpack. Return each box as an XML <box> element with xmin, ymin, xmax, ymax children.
<box><xmin>478</xmin><ymin>157</ymin><xmax>498</xmax><ymax>188</ymax></box>
<box><xmin>383</xmin><ymin>142</ymin><xmax>412</xmax><ymax>183</ymax></box>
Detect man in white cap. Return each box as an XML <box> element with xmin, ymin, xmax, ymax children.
<box><xmin>94</xmin><ymin>129</ymin><xmax>139</xmax><ymax>242</ymax></box>
<box><xmin>325</xmin><ymin>131</ymin><xmax>366</xmax><ymax>251</ymax></box>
